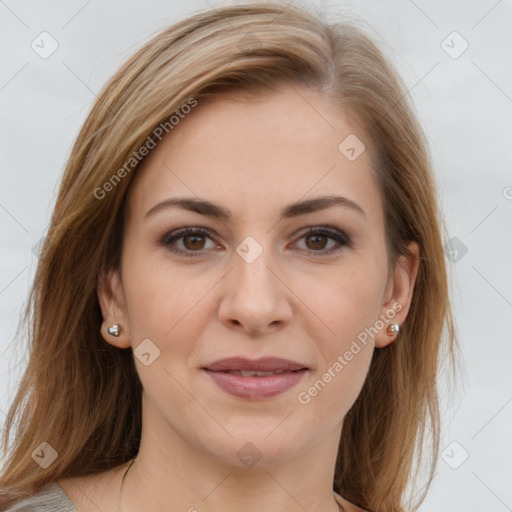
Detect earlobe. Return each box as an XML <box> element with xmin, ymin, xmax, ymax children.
<box><xmin>97</xmin><ymin>267</ymin><xmax>131</xmax><ymax>349</ymax></box>
<box><xmin>375</xmin><ymin>241</ymin><xmax>420</xmax><ymax>348</ymax></box>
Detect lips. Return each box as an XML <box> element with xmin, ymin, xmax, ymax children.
<box><xmin>202</xmin><ymin>357</ymin><xmax>308</xmax><ymax>399</ymax></box>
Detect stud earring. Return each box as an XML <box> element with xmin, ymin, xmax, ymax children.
<box><xmin>387</xmin><ymin>323</ymin><xmax>400</xmax><ymax>336</ymax></box>
<box><xmin>107</xmin><ymin>324</ymin><xmax>122</xmax><ymax>337</ymax></box>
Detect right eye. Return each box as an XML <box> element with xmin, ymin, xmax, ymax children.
<box><xmin>159</xmin><ymin>227</ymin><xmax>220</xmax><ymax>257</ymax></box>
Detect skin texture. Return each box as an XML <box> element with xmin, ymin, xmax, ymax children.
<box><xmin>58</xmin><ymin>83</ymin><xmax>419</xmax><ymax>512</ymax></box>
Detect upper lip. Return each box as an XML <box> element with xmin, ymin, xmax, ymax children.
<box><xmin>203</xmin><ymin>357</ymin><xmax>308</xmax><ymax>372</ymax></box>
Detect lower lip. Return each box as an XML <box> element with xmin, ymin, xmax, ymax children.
<box><xmin>203</xmin><ymin>369</ymin><xmax>307</xmax><ymax>399</ymax></box>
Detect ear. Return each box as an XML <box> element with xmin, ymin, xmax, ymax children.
<box><xmin>374</xmin><ymin>241</ymin><xmax>420</xmax><ymax>348</ymax></box>
<box><xmin>97</xmin><ymin>267</ymin><xmax>131</xmax><ymax>349</ymax></box>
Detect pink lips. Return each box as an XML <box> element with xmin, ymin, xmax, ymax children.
<box><xmin>202</xmin><ymin>357</ymin><xmax>308</xmax><ymax>399</ymax></box>
<box><xmin>203</xmin><ymin>357</ymin><xmax>308</xmax><ymax>400</ymax></box>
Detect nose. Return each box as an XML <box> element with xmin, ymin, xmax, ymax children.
<box><xmin>217</xmin><ymin>245</ymin><xmax>293</xmax><ymax>336</ymax></box>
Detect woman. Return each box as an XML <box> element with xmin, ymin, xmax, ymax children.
<box><xmin>0</xmin><ymin>2</ymin><xmax>458</xmax><ymax>511</ymax></box>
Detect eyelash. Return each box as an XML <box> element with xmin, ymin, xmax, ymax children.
<box><xmin>158</xmin><ymin>225</ymin><xmax>351</xmax><ymax>258</ymax></box>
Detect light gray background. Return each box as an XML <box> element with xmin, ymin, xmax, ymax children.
<box><xmin>1</xmin><ymin>1</ymin><xmax>511</xmax><ymax>511</ymax></box>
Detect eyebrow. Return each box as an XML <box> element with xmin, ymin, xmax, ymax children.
<box><xmin>145</xmin><ymin>195</ymin><xmax>366</xmax><ymax>221</ymax></box>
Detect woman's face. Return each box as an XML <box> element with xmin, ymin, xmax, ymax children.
<box><xmin>100</xmin><ymin>83</ymin><xmax>418</xmax><ymax>468</ymax></box>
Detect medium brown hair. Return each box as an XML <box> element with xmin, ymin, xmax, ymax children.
<box><xmin>0</xmin><ymin>2</ymin><xmax>459</xmax><ymax>510</ymax></box>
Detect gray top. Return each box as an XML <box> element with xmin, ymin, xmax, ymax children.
<box><xmin>4</xmin><ymin>483</ymin><xmax>77</xmax><ymax>511</ymax></box>
<box><xmin>4</xmin><ymin>484</ymin><xmax>350</xmax><ymax>511</ymax></box>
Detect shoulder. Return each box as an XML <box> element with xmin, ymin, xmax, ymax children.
<box><xmin>4</xmin><ymin>482</ymin><xmax>77</xmax><ymax>511</ymax></box>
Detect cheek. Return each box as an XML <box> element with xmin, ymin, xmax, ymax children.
<box><xmin>296</xmin><ymin>262</ymin><xmax>384</xmax><ymax>413</ymax></box>
<box><xmin>305</xmin><ymin>257</ymin><xmax>386</xmax><ymax>342</ymax></box>
<box><xmin>120</xmin><ymin>247</ymin><xmax>210</xmax><ymax>351</ymax></box>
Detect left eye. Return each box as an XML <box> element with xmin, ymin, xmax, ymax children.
<box><xmin>159</xmin><ymin>226</ymin><xmax>350</xmax><ymax>257</ymax></box>
<box><xmin>295</xmin><ymin>227</ymin><xmax>350</xmax><ymax>255</ymax></box>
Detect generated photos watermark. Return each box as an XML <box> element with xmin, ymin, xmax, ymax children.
<box><xmin>297</xmin><ymin>302</ymin><xmax>402</xmax><ymax>405</ymax></box>
<box><xmin>93</xmin><ymin>97</ymin><xmax>198</xmax><ymax>200</ymax></box>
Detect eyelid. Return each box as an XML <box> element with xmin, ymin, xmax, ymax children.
<box><xmin>296</xmin><ymin>224</ymin><xmax>351</xmax><ymax>241</ymax></box>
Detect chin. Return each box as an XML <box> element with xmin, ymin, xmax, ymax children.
<box><xmin>197</xmin><ymin>424</ymin><xmax>313</xmax><ymax>469</ymax></box>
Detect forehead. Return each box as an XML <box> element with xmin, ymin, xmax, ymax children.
<box><xmin>126</xmin><ymin>84</ymin><xmax>382</xmax><ymax>226</ymax></box>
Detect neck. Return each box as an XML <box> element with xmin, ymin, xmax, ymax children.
<box><xmin>118</xmin><ymin>418</ymin><xmax>343</xmax><ymax>512</ymax></box>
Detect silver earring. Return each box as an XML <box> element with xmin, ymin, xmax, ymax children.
<box><xmin>107</xmin><ymin>324</ymin><xmax>122</xmax><ymax>337</ymax></box>
<box><xmin>387</xmin><ymin>323</ymin><xmax>400</xmax><ymax>336</ymax></box>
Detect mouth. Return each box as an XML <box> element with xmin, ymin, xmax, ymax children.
<box><xmin>216</xmin><ymin>369</ymin><xmax>298</xmax><ymax>377</ymax></box>
<box><xmin>203</xmin><ymin>356</ymin><xmax>308</xmax><ymax>373</ymax></box>
<box><xmin>201</xmin><ymin>357</ymin><xmax>309</xmax><ymax>399</ymax></box>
